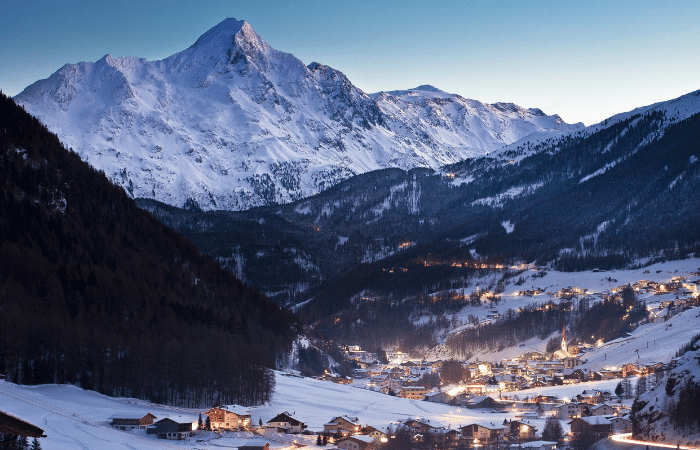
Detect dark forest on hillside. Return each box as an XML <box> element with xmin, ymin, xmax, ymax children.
<box><xmin>0</xmin><ymin>93</ymin><xmax>300</xmax><ymax>406</ymax></box>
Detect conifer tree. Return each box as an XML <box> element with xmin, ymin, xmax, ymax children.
<box><xmin>615</xmin><ymin>382</ymin><xmax>624</xmax><ymax>399</ymax></box>
<box><xmin>635</xmin><ymin>376</ymin><xmax>647</xmax><ymax>397</ymax></box>
<box><xmin>541</xmin><ymin>416</ymin><xmax>563</xmax><ymax>443</ymax></box>
<box><xmin>18</xmin><ymin>436</ymin><xmax>29</xmax><ymax>450</ymax></box>
<box><xmin>623</xmin><ymin>378</ymin><xmax>633</xmax><ymax>399</ymax></box>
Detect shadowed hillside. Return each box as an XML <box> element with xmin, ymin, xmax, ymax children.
<box><xmin>0</xmin><ymin>92</ymin><xmax>300</xmax><ymax>407</ymax></box>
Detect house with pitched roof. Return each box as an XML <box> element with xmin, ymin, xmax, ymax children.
<box><xmin>400</xmin><ymin>385</ymin><xmax>428</xmax><ymax>400</ymax></box>
<box><xmin>204</xmin><ymin>405</ymin><xmax>251</xmax><ymax>430</ymax></box>
<box><xmin>424</xmin><ymin>428</ymin><xmax>460</xmax><ymax>449</ymax></box>
<box><xmin>109</xmin><ymin>412</ymin><xmax>156</xmax><ymax>431</ymax></box>
<box><xmin>610</xmin><ymin>417</ymin><xmax>632</xmax><ymax>434</ymax></box>
<box><xmin>338</xmin><ymin>434</ymin><xmax>375</xmax><ymax>450</ymax></box>
<box><xmin>266</xmin><ymin>411</ymin><xmax>307</xmax><ymax>433</ymax></box>
<box><xmin>508</xmin><ymin>420</ymin><xmax>537</xmax><ymax>441</ymax></box>
<box><xmin>324</xmin><ymin>416</ymin><xmax>362</xmax><ymax>434</ymax></box>
<box><xmin>460</xmin><ymin>422</ymin><xmax>508</xmax><ymax>445</ymax></box>
<box><xmin>361</xmin><ymin>426</ymin><xmax>388</xmax><ymax>441</ymax></box>
<box><xmin>555</xmin><ymin>402</ymin><xmax>584</xmax><ymax>420</ymax></box>
<box><xmin>590</xmin><ymin>404</ymin><xmax>616</xmax><ymax>416</ymax></box>
<box><xmin>403</xmin><ymin>419</ymin><xmax>435</xmax><ymax>434</ymax></box>
<box><xmin>464</xmin><ymin>396</ymin><xmax>503</xmax><ymax>410</ymax></box>
<box><xmin>146</xmin><ymin>415</ymin><xmax>196</xmax><ymax>440</ymax></box>
<box><xmin>568</xmin><ymin>416</ymin><xmax>612</xmax><ymax>439</ymax></box>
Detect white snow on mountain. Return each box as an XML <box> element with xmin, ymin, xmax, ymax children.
<box><xmin>470</xmin><ymin>182</ymin><xmax>545</xmax><ymax>207</ymax></box>
<box><xmin>14</xmin><ymin>18</ymin><xmax>575</xmax><ymax>211</ymax></box>
<box><xmin>494</xmin><ymin>88</ymin><xmax>700</xmax><ymax>163</ymax></box>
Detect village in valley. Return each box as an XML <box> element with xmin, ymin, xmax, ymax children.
<box><xmin>2</xmin><ymin>259</ymin><xmax>699</xmax><ymax>450</ymax></box>
<box><xmin>102</xmin><ymin>380</ymin><xmax>636</xmax><ymax>450</ymax></box>
<box><xmin>72</xmin><ymin>265</ymin><xmax>700</xmax><ymax>450</ymax></box>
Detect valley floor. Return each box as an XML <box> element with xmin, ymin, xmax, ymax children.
<box><xmin>1</xmin><ymin>373</ymin><xmax>625</xmax><ymax>450</ymax></box>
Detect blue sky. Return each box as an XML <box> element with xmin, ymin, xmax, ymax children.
<box><xmin>2</xmin><ymin>0</ymin><xmax>699</xmax><ymax>125</ymax></box>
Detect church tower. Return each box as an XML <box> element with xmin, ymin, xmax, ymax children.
<box><xmin>561</xmin><ymin>324</ymin><xmax>568</xmax><ymax>354</ymax></box>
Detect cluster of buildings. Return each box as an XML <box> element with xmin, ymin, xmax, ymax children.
<box><xmin>340</xmin><ymin>275</ymin><xmax>700</xmax><ymax>399</ymax></box>
<box><xmin>107</xmin><ymin>405</ymin><xmax>256</xmax><ymax>441</ymax></box>
<box><xmin>107</xmin><ymin>387</ymin><xmax>637</xmax><ymax>449</ymax></box>
<box><xmin>398</xmin><ymin>387</ymin><xmax>635</xmax><ymax>449</ymax></box>
<box><xmin>347</xmin><ymin>334</ymin><xmax>664</xmax><ymax>402</ymax></box>
<box><xmin>518</xmin><ymin>276</ymin><xmax>699</xmax><ymax>312</ymax></box>
<box><xmin>107</xmin><ymin>407</ymin><xmax>384</xmax><ymax>449</ymax></box>
<box><xmin>108</xmin><ymin>411</ymin><xmax>198</xmax><ymax>440</ymax></box>
<box><xmin>107</xmin><ymin>273</ymin><xmax>698</xmax><ymax>447</ymax></box>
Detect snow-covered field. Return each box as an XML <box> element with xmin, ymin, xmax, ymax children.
<box><xmin>1</xmin><ymin>373</ymin><xmax>624</xmax><ymax>450</ymax></box>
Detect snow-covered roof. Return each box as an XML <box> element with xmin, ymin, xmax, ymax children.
<box><xmin>108</xmin><ymin>411</ymin><xmax>154</xmax><ymax>420</ymax></box>
<box><xmin>155</xmin><ymin>414</ymin><xmax>198</xmax><ymax>424</ymax></box>
<box><xmin>591</xmin><ymin>403</ymin><xmax>613</xmax><ymax>410</ymax></box>
<box><xmin>430</xmin><ymin>428</ymin><xmax>459</xmax><ymax>434</ymax></box>
<box><xmin>342</xmin><ymin>435</ymin><xmax>375</xmax><ymax>443</ymax></box>
<box><xmin>268</xmin><ymin>411</ymin><xmax>304</xmax><ymax>425</ymax></box>
<box><xmin>405</xmin><ymin>417</ymin><xmax>430</xmax><ymax>423</ymax></box>
<box><xmin>217</xmin><ymin>405</ymin><xmax>251</xmax><ymax>415</ymax></box>
<box><xmin>464</xmin><ymin>422</ymin><xmax>508</xmax><ymax>430</ymax></box>
<box><xmin>572</xmin><ymin>416</ymin><xmax>612</xmax><ymax>425</ymax></box>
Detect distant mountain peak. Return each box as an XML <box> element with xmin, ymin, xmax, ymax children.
<box><xmin>372</xmin><ymin>85</ymin><xmax>455</xmax><ymax>100</ymax></box>
<box><xmin>412</xmin><ymin>85</ymin><xmax>443</xmax><ymax>92</ymax></box>
<box><xmin>527</xmin><ymin>107</ymin><xmax>546</xmax><ymax>117</ymax></box>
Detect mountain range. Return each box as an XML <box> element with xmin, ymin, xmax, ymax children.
<box><xmin>10</xmin><ymin>17</ymin><xmax>700</xmax><ymax>353</ymax></box>
<box><xmin>138</xmin><ymin>89</ymin><xmax>700</xmax><ymax>318</ymax></box>
<box><xmin>15</xmin><ymin>18</ymin><xmax>577</xmax><ymax>211</ymax></box>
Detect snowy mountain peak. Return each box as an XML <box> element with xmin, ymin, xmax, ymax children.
<box><xmin>190</xmin><ymin>18</ymin><xmax>247</xmax><ymax>49</ymax></box>
<box><xmin>15</xmin><ymin>19</ymin><xmax>577</xmax><ymax>211</ymax></box>
<box><xmin>178</xmin><ymin>18</ymin><xmax>273</xmax><ymax>72</ymax></box>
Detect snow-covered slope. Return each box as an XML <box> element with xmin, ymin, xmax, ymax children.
<box><xmin>633</xmin><ymin>345</ymin><xmax>700</xmax><ymax>446</ymax></box>
<box><xmin>423</xmin><ymin>258</ymin><xmax>700</xmax><ymax>365</ymax></box>
<box><xmin>15</xmin><ymin>18</ymin><xmax>574</xmax><ymax>211</ymax></box>
<box><xmin>494</xmin><ymin>88</ymin><xmax>700</xmax><ymax>162</ymax></box>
